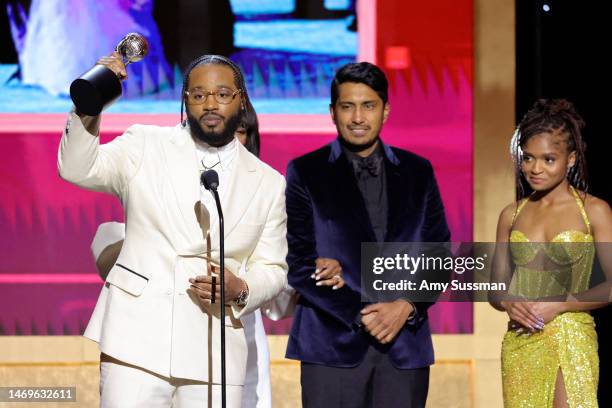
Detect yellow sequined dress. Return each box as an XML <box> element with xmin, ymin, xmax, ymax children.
<box><xmin>502</xmin><ymin>187</ymin><xmax>599</xmax><ymax>408</ymax></box>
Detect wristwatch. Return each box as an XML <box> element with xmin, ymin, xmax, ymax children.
<box><xmin>234</xmin><ymin>281</ymin><xmax>249</xmax><ymax>307</ymax></box>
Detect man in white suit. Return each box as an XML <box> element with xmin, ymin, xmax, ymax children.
<box><xmin>58</xmin><ymin>54</ymin><xmax>288</xmax><ymax>407</ymax></box>
<box><xmin>91</xmin><ymin>222</ymin><xmax>276</xmax><ymax>408</ymax></box>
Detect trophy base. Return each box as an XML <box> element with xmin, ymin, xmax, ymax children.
<box><xmin>70</xmin><ymin>65</ymin><xmax>122</xmax><ymax>116</ymax></box>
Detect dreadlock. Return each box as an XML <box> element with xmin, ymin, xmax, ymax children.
<box><xmin>241</xmin><ymin>99</ymin><xmax>260</xmax><ymax>157</ymax></box>
<box><xmin>512</xmin><ymin>99</ymin><xmax>588</xmax><ymax>200</ymax></box>
<box><xmin>180</xmin><ymin>55</ymin><xmax>249</xmax><ymax>124</ymax></box>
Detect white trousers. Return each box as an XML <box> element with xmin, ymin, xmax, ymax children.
<box><xmin>242</xmin><ymin>309</ymin><xmax>272</xmax><ymax>408</ymax></box>
<box><xmin>100</xmin><ymin>358</ymin><xmax>242</xmax><ymax>408</ymax></box>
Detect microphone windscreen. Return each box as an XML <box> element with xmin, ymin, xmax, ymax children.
<box><xmin>201</xmin><ymin>170</ymin><xmax>219</xmax><ymax>191</ymax></box>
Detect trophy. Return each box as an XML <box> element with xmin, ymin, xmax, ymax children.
<box><xmin>70</xmin><ymin>33</ymin><xmax>149</xmax><ymax>116</ymax></box>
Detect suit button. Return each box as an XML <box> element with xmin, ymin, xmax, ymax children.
<box><xmin>166</xmin><ymin>289</ymin><xmax>172</xmax><ymax>295</ymax></box>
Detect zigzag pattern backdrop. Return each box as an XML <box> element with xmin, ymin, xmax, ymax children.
<box><xmin>0</xmin><ymin>0</ymin><xmax>473</xmax><ymax>335</ymax></box>
<box><xmin>0</xmin><ymin>55</ymin><xmax>471</xmax><ymax>335</ymax></box>
<box><xmin>117</xmin><ymin>51</ymin><xmax>355</xmax><ymax>101</ymax></box>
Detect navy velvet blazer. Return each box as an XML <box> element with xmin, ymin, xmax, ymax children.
<box><xmin>285</xmin><ymin>139</ymin><xmax>450</xmax><ymax>369</ymax></box>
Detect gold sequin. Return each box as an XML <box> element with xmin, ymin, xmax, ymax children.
<box><xmin>502</xmin><ymin>187</ymin><xmax>599</xmax><ymax>407</ymax></box>
<box><xmin>502</xmin><ymin>312</ymin><xmax>598</xmax><ymax>408</ymax></box>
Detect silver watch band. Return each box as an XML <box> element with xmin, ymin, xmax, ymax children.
<box><xmin>234</xmin><ymin>281</ymin><xmax>249</xmax><ymax>306</ymax></box>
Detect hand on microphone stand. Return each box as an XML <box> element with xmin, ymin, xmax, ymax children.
<box><xmin>188</xmin><ymin>265</ymin><xmax>248</xmax><ymax>305</ymax></box>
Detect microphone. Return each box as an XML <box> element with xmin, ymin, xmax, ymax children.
<box><xmin>199</xmin><ymin>168</ymin><xmax>226</xmax><ymax>408</ymax></box>
<box><xmin>201</xmin><ymin>170</ymin><xmax>219</xmax><ymax>191</ymax></box>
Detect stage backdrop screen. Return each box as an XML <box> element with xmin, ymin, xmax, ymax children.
<box><xmin>0</xmin><ymin>0</ymin><xmax>357</xmax><ymax>114</ymax></box>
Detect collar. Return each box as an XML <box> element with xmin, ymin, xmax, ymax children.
<box><xmin>194</xmin><ymin>136</ymin><xmax>238</xmax><ymax>172</ymax></box>
<box><xmin>342</xmin><ymin>141</ymin><xmax>384</xmax><ymax>162</ymax></box>
<box><xmin>329</xmin><ymin>137</ymin><xmax>399</xmax><ymax>165</ymax></box>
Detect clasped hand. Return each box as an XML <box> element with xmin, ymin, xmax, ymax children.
<box><xmin>187</xmin><ymin>262</ymin><xmax>246</xmax><ymax>305</ymax></box>
<box><xmin>360</xmin><ymin>300</ymin><xmax>414</xmax><ymax>344</ymax></box>
<box><xmin>502</xmin><ymin>300</ymin><xmax>566</xmax><ymax>332</ymax></box>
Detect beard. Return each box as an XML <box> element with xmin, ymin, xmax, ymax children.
<box><xmin>187</xmin><ymin>110</ymin><xmax>242</xmax><ymax>147</ymax></box>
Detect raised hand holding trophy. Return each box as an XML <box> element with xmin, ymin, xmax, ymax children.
<box><xmin>70</xmin><ymin>33</ymin><xmax>149</xmax><ymax>116</ymax></box>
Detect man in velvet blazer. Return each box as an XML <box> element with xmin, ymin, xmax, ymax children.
<box><xmin>285</xmin><ymin>62</ymin><xmax>450</xmax><ymax>407</ymax></box>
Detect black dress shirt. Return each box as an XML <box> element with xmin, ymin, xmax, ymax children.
<box><xmin>343</xmin><ymin>143</ymin><xmax>387</xmax><ymax>242</ymax></box>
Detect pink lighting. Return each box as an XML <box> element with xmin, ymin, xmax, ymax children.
<box><xmin>0</xmin><ymin>0</ymin><xmax>473</xmax><ymax>336</ymax></box>
<box><xmin>0</xmin><ymin>274</ymin><xmax>102</xmax><ymax>284</ymax></box>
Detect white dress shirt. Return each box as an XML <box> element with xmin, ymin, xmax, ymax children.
<box><xmin>195</xmin><ymin>137</ymin><xmax>238</xmax><ymax>238</ymax></box>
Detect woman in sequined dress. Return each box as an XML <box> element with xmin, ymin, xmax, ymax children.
<box><xmin>491</xmin><ymin>99</ymin><xmax>612</xmax><ymax>407</ymax></box>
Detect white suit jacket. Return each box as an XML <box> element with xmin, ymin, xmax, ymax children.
<box><xmin>58</xmin><ymin>112</ymin><xmax>288</xmax><ymax>385</ymax></box>
<box><xmin>91</xmin><ymin>222</ymin><xmax>273</xmax><ymax>407</ymax></box>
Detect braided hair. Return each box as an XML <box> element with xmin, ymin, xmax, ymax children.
<box><xmin>512</xmin><ymin>99</ymin><xmax>588</xmax><ymax>200</ymax></box>
<box><xmin>180</xmin><ymin>55</ymin><xmax>249</xmax><ymax>124</ymax></box>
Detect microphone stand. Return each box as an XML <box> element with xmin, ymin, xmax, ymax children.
<box><xmin>211</xmin><ymin>188</ymin><xmax>226</xmax><ymax>408</ymax></box>
<box><xmin>201</xmin><ymin>170</ymin><xmax>226</xmax><ymax>408</ymax></box>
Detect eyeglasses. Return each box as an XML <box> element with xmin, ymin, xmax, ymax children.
<box><xmin>185</xmin><ymin>88</ymin><xmax>241</xmax><ymax>105</ymax></box>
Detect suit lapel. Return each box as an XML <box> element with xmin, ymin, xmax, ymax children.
<box><xmin>210</xmin><ymin>144</ymin><xmax>263</xmax><ymax>250</ymax></box>
<box><xmin>383</xmin><ymin>144</ymin><xmax>407</xmax><ymax>241</ymax></box>
<box><xmin>164</xmin><ymin>125</ymin><xmax>206</xmax><ymax>253</ymax></box>
<box><xmin>328</xmin><ymin>140</ymin><xmax>376</xmax><ymax>241</ymax></box>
